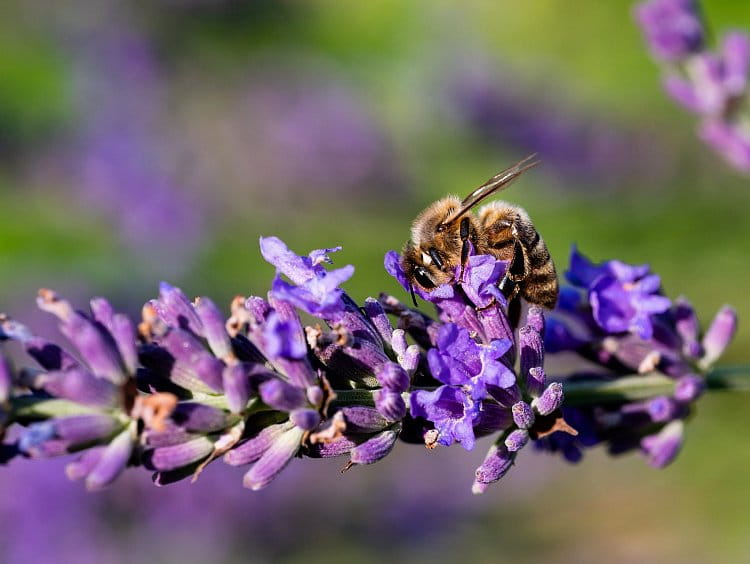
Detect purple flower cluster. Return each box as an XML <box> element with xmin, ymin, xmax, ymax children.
<box><xmin>0</xmin><ymin>291</ymin><xmax>175</xmax><ymax>489</ymax></box>
<box><xmin>635</xmin><ymin>0</ymin><xmax>750</xmax><ymax>172</ymax></box>
<box><xmin>386</xmin><ymin>249</ymin><xmax>574</xmax><ymax>492</ymax></box>
<box><xmin>0</xmin><ymin>237</ymin><xmax>740</xmax><ymax>494</ymax></box>
<box><xmin>542</xmin><ymin>246</ymin><xmax>737</xmax><ymax>467</ymax></box>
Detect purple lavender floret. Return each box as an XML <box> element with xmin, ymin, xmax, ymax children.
<box><xmin>261</xmin><ymin>236</ymin><xmax>354</xmax><ymax>318</ymax></box>
<box><xmin>385</xmin><ymin>246</ymin><xmax>576</xmax><ymax>489</ymax></box>
<box><xmin>541</xmin><ymin>248</ymin><xmax>738</xmax><ymax>469</ymax></box>
<box><xmin>565</xmin><ymin>246</ymin><xmax>671</xmax><ymax>339</ymax></box>
<box><xmin>1</xmin><ymin>293</ymin><xmax>176</xmax><ymax>490</ymax></box>
<box><xmin>635</xmin><ymin>0</ymin><xmax>704</xmax><ymax>61</ymax></box>
<box><xmin>664</xmin><ymin>33</ymin><xmax>750</xmax><ymax>116</ymax></box>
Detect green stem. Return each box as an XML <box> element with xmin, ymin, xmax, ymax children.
<box><xmin>10</xmin><ymin>366</ymin><xmax>750</xmax><ymax>422</ymax></box>
<box><xmin>332</xmin><ymin>365</ymin><xmax>750</xmax><ymax>409</ymax></box>
<box><xmin>11</xmin><ymin>397</ymin><xmax>105</xmax><ymax>420</ymax></box>
<box><xmin>704</xmin><ymin>365</ymin><xmax>750</xmax><ymax>392</ymax></box>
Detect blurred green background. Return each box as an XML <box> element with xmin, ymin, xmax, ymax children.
<box><xmin>1</xmin><ymin>1</ymin><xmax>749</xmax><ymax>563</ymax></box>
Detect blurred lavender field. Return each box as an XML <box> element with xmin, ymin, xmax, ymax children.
<box><xmin>1</xmin><ymin>1</ymin><xmax>750</xmax><ymax>563</ymax></box>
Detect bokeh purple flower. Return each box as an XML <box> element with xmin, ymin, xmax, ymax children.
<box><xmin>446</xmin><ymin>59</ymin><xmax>673</xmax><ymax>190</ymax></box>
<box><xmin>635</xmin><ymin>0</ymin><xmax>705</xmax><ymax>61</ymax></box>
<box><xmin>635</xmin><ymin>0</ymin><xmax>750</xmax><ymax>173</ymax></box>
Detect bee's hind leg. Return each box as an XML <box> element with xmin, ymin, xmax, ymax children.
<box><xmin>498</xmin><ymin>237</ymin><xmax>527</xmax><ymax>328</ymax></box>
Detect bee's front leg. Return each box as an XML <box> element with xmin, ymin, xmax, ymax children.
<box><xmin>458</xmin><ymin>217</ymin><xmax>471</xmax><ymax>283</ymax></box>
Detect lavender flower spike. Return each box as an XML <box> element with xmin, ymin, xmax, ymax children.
<box><xmin>0</xmin><ymin>235</ymin><xmax>743</xmax><ymax>496</ymax></box>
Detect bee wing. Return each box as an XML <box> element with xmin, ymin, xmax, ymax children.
<box><xmin>443</xmin><ymin>154</ymin><xmax>540</xmax><ymax>225</ymax></box>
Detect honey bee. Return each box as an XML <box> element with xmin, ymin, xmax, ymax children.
<box><xmin>400</xmin><ymin>154</ymin><xmax>558</xmax><ymax>310</ymax></box>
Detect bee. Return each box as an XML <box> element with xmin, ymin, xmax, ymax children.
<box><xmin>400</xmin><ymin>154</ymin><xmax>558</xmax><ymax>310</ymax></box>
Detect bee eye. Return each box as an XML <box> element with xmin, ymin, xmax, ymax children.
<box><xmin>414</xmin><ymin>267</ymin><xmax>435</xmax><ymax>289</ymax></box>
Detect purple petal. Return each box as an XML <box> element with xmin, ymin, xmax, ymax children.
<box><xmin>350</xmin><ymin>427</ymin><xmax>399</xmax><ymax>465</ymax></box>
<box><xmin>410</xmin><ymin>386</ymin><xmax>478</xmax><ymax>450</ymax></box>
<box><xmin>161</xmin><ymin>329</ymin><xmax>224</xmax><ymax>393</ymax></box>
<box><xmin>153</xmin><ymin>282</ymin><xmax>203</xmax><ymax>333</ymax></box>
<box><xmin>194</xmin><ymin>297</ymin><xmax>232</xmax><ymax>359</ymax></box>
<box><xmin>565</xmin><ymin>245</ymin><xmax>605</xmax><ymax>288</ymax></box>
<box><xmin>663</xmin><ymin>74</ymin><xmax>705</xmax><ymax>113</ymax></box>
<box><xmin>0</xmin><ymin>353</ymin><xmax>11</xmax><ymax>403</ymax></box>
<box><xmin>30</xmin><ymin>367</ymin><xmax>118</xmax><ymax>407</ymax></box>
<box><xmin>259</xmin><ymin>378</ymin><xmax>306</xmax><ymax>411</ymax></box>
<box><xmin>89</xmin><ymin>298</ymin><xmax>138</xmax><ymax>374</ymax></box>
<box><xmin>634</xmin><ymin>0</ymin><xmax>704</xmax><ymax>61</ymax></box>
<box><xmin>171</xmin><ymin>403</ymin><xmax>231</xmax><ymax>433</ymax></box>
<box><xmin>673</xmin><ymin>298</ymin><xmax>703</xmax><ymax>358</ymax></box>
<box><xmin>376</xmin><ymin>362</ymin><xmax>410</xmax><ymax>392</ymax></box>
<box><xmin>504</xmin><ymin>429</ymin><xmax>530</xmax><ymax>452</ymax></box>
<box><xmin>290</xmin><ymin>408</ymin><xmax>321</xmax><ymax>431</ymax></box>
<box><xmin>674</xmin><ymin>374</ymin><xmax>705</xmax><ymax>402</ymax></box>
<box><xmin>701</xmin><ymin>305</ymin><xmax>737</xmax><ymax>367</ymax></box>
<box><xmin>18</xmin><ymin>422</ymin><xmax>56</xmax><ymax>455</ymax></box>
<box><xmin>374</xmin><ymin>389</ymin><xmax>407</xmax><ymax>422</ymax></box>
<box><xmin>308</xmin><ymin>246</ymin><xmax>342</xmax><ymax>267</ymax></box>
<box><xmin>260</xmin><ymin>236</ymin><xmax>315</xmax><ymax>285</ymax></box>
<box><xmin>263</xmin><ymin>312</ymin><xmax>307</xmax><ymax>360</ymax></box>
<box><xmin>54</xmin><ymin>415</ymin><xmax>120</xmax><ymax>445</ymax></box>
<box><xmin>721</xmin><ymin>32</ymin><xmax>750</xmax><ymax>96</ymax></box>
<box><xmin>480</xmin><ymin>339</ymin><xmax>515</xmax><ymax>390</ymax></box>
<box><xmin>460</xmin><ymin>253</ymin><xmax>508</xmax><ymax>309</ymax></box>
<box><xmin>66</xmin><ymin>447</ymin><xmax>105</xmax><ymax>481</ymax></box>
<box><xmin>85</xmin><ymin>427</ymin><xmax>134</xmax><ymax>490</ymax></box>
<box><xmin>224</xmin><ymin>423</ymin><xmax>290</xmax><ymax>466</ymax></box>
<box><xmin>222</xmin><ymin>363</ymin><xmax>252</xmax><ymax>414</ymax></box>
<box><xmin>525</xmin><ymin>306</ymin><xmax>545</xmax><ymax>334</ymax></box>
<box><xmin>472</xmin><ymin>443</ymin><xmax>516</xmax><ymax>494</ymax></box>
<box><xmin>144</xmin><ymin>436</ymin><xmax>214</xmax><ymax>472</ymax></box>
<box><xmin>532</xmin><ymin>382</ymin><xmax>564</xmax><ymax>415</ymax></box>
<box><xmin>511</xmin><ymin>401</ymin><xmax>535</xmax><ymax>430</ymax></box>
<box><xmin>519</xmin><ymin>325</ymin><xmax>544</xmax><ymax>394</ymax></box>
<box><xmin>641</xmin><ymin>420</ymin><xmax>684</xmax><ymax>468</ymax></box>
<box><xmin>340</xmin><ymin>406</ymin><xmax>389</xmax><ymax>433</ymax></box>
<box><xmin>271</xmin><ymin>273</ymin><xmax>349</xmax><ymax>317</ymax></box>
<box><xmin>363</xmin><ymin>297</ymin><xmax>394</xmax><ymax>346</ymax></box>
<box><xmin>699</xmin><ymin>120</ymin><xmax>750</xmax><ymax>172</ymax></box>
<box><xmin>61</xmin><ymin>315</ymin><xmax>126</xmax><ymax>384</ymax></box>
<box><xmin>647</xmin><ymin>396</ymin><xmax>677</xmax><ymax>422</ymax></box>
<box><xmin>242</xmin><ymin>426</ymin><xmax>304</xmax><ymax>490</ymax></box>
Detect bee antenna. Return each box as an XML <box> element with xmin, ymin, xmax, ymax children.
<box><xmin>408</xmin><ymin>283</ymin><xmax>419</xmax><ymax>308</ymax></box>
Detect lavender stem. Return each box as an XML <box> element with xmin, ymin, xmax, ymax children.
<box><xmin>331</xmin><ymin>365</ymin><xmax>750</xmax><ymax>410</ymax></box>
